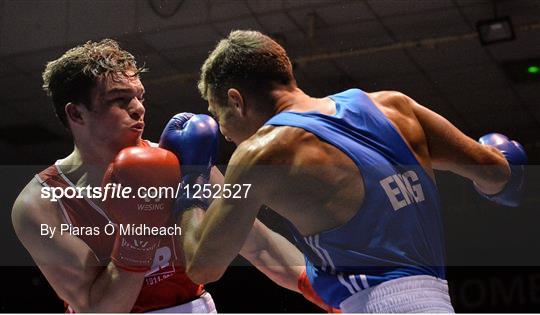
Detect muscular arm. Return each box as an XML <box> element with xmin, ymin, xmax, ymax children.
<box><xmin>408</xmin><ymin>94</ymin><xmax>510</xmax><ymax>194</ymax></box>
<box><xmin>181</xmin><ymin>166</ymin><xmax>303</xmax><ymax>291</ymax></box>
<box><xmin>12</xmin><ymin>180</ymin><xmax>144</xmax><ymax>312</ymax></box>
<box><xmin>239</xmin><ymin>219</ymin><xmax>304</xmax><ymax>293</ymax></box>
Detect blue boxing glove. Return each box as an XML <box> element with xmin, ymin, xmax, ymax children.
<box><xmin>159</xmin><ymin>113</ymin><xmax>219</xmax><ymax>211</ymax></box>
<box><xmin>476</xmin><ymin>133</ymin><xmax>527</xmax><ymax>207</ymax></box>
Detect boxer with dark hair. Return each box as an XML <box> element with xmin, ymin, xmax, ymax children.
<box><xmin>178</xmin><ymin>30</ymin><xmax>527</xmax><ymax>313</ymax></box>
<box><xmin>12</xmin><ymin>39</ymin><xmax>316</xmax><ymax>313</ymax></box>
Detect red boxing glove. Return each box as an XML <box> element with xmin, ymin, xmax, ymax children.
<box><xmin>298</xmin><ymin>269</ymin><xmax>341</xmax><ymax>313</ymax></box>
<box><xmin>102</xmin><ymin>146</ymin><xmax>180</xmax><ymax>272</ymax></box>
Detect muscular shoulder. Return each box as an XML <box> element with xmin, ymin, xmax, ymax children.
<box><xmin>367</xmin><ymin>90</ymin><xmax>423</xmax><ymax>133</ymax></box>
<box><xmin>232</xmin><ymin>125</ymin><xmax>325</xmax><ymax>167</ymax></box>
<box><xmin>367</xmin><ymin>90</ymin><xmax>434</xmax><ymax>174</ymax></box>
<box><xmin>227</xmin><ymin>124</ymin><xmax>342</xmax><ymax>205</ymax></box>
<box><xmin>367</xmin><ymin>90</ymin><xmax>414</xmax><ymax>114</ymax></box>
<box><xmin>12</xmin><ymin>178</ymin><xmax>58</xmax><ymax>241</ymax></box>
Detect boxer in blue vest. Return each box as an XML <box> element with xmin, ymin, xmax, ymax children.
<box><xmin>166</xmin><ymin>30</ymin><xmax>526</xmax><ymax>313</ymax></box>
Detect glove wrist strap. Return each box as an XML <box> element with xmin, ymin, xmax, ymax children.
<box><xmin>475</xmin><ymin>164</ymin><xmax>525</xmax><ymax>207</ymax></box>
<box><xmin>174</xmin><ymin>174</ymin><xmax>211</xmax><ymax>216</ymax></box>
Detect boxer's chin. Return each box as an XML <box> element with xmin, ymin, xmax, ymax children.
<box><xmin>117</xmin><ymin>130</ymin><xmax>143</xmax><ymax>149</ymax></box>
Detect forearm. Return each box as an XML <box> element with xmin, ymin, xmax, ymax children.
<box><xmin>24</xmin><ymin>242</ymin><xmax>144</xmax><ymax>312</ymax></box>
<box><xmin>444</xmin><ymin>144</ymin><xmax>510</xmax><ymax>195</ymax></box>
<box><xmin>183</xmin><ymin>197</ymin><xmax>259</xmax><ymax>284</ymax></box>
<box><xmin>179</xmin><ymin>206</ymin><xmax>206</xmax><ymax>271</ymax></box>
<box><xmin>411</xmin><ymin>97</ymin><xmax>510</xmax><ymax>192</ymax></box>
<box><xmin>240</xmin><ymin>219</ymin><xmax>304</xmax><ymax>292</ymax></box>
<box><xmin>178</xmin><ymin>166</ymin><xmax>218</xmax><ymax>278</ymax></box>
<box><xmin>80</xmin><ymin>264</ymin><xmax>145</xmax><ymax>312</ymax></box>
<box><xmin>469</xmin><ymin>145</ymin><xmax>510</xmax><ymax>194</ymax></box>
<box><xmin>240</xmin><ymin>223</ymin><xmax>337</xmax><ymax>312</ymax></box>
<box><xmin>180</xmin><ymin>166</ymin><xmax>257</xmax><ymax>283</ymax></box>
<box><xmin>21</xmin><ymin>233</ymin><xmax>145</xmax><ymax>312</ymax></box>
<box><xmin>178</xmin><ymin>200</ymin><xmax>228</xmax><ymax>284</ymax></box>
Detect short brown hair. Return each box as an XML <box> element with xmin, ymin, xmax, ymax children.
<box><xmin>42</xmin><ymin>39</ymin><xmax>146</xmax><ymax>128</ymax></box>
<box><xmin>198</xmin><ymin>30</ymin><xmax>294</xmax><ymax>103</ymax></box>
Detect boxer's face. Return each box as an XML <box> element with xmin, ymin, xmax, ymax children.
<box><xmin>207</xmin><ymin>95</ymin><xmax>240</xmax><ymax>144</ymax></box>
<box><xmin>207</xmin><ymin>89</ymin><xmax>258</xmax><ymax>145</ymax></box>
<box><xmin>84</xmin><ymin>72</ymin><xmax>146</xmax><ymax>149</ymax></box>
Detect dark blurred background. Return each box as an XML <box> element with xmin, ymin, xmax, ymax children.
<box><xmin>1</xmin><ymin>0</ymin><xmax>539</xmax><ymax>312</ymax></box>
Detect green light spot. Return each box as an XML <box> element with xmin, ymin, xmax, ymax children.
<box><xmin>528</xmin><ymin>66</ymin><xmax>540</xmax><ymax>74</ymax></box>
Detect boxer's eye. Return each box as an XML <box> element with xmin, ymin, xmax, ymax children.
<box><xmin>106</xmin><ymin>98</ymin><xmax>121</xmax><ymax>107</ymax></box>
<box><xmin>116</xmin><ymin>98</ymin><xmax>130</xmax><ymax>107</ymax></box>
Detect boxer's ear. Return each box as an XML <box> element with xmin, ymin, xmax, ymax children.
<box><xmin>65</xmin><ymin>102</ymin><xmax>85</xmax><ymax>126</ymax></box>
<box><xmin>227</xmin><ymin>88</ymin><xmax>247</xmax><ymax>116</ymax></box>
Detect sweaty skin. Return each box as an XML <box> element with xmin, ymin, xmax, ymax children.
<box><xmin>12</xmin><ymin>74</ymin><xmax>149</xmax><ymax>312</ymax></box>
<box><xmin>13</xmin><ymin>72</ymin><xmax>307</xmax><ymax>312</ymax></box>
<box><xmin>182</xmin><ymin>89</ymin><xmax>510</xmax><ymax>284</ymax></box>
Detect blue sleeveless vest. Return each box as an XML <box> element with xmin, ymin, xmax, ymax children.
<box><xmin>265</xmin><ymin>89</ymin><xmax>446</xmax><ymax>307</ymax></box>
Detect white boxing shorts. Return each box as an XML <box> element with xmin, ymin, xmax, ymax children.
<box><xmin>149</xmin><ymin>292</ymin><xmax>217</xmax><ymax>313</ymax></box>
<box><xmin>339</xmin><ymin>275</ymin><xmax>454</xmax><ymax>313</ymax></box>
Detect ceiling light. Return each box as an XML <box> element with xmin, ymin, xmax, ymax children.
<box><xmin>476</xmin><ymin>16</ymin><xmax>515</xmax><ymax>45</ymax></box>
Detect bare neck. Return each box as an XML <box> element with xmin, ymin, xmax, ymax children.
<box><xmin>272</xmin><ymin>87</ymin><xmax>335</xmax><ymax>115</ymax></box>
<box><xmin>59</xmin><ymin>140</ymin><xmax>119</xmax><ymax>187</ymax></box>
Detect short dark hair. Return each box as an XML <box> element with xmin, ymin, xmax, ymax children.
<box><xmin>198</xmin><ymin>30</ymin><xmax>294</xmax><ymax>104</ymax></box>
<box><xmin>42</xmin><ymin>39</ymin><xmax>146</xmax><ymax>128</ymax></box>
